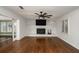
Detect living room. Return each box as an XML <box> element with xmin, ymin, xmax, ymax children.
<box><xmin>0</xmin><ymin>6</ymin><xmax>79</xmax><ymax>53</ymax></box>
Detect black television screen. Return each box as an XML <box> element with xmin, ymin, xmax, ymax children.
<box><xmin>36</xmin><ymin>19</ymin><xmax>46</xmax><ymax>26</ymax></box>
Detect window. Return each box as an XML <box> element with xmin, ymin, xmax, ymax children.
<box><xmin>62</xmin><ymin>19</ymin><xmax>68</xmax><ymax>33</ymax></box>
<box><xmin>0</xmin><ymin>20</ymin><xmax>12</xmax><ymax>35</ymax></box>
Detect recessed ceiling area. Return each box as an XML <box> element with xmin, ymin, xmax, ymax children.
<box><xmin>3</xmin><ymin>6</ymin><xmax>79</xmax><ymax>19</ymax></box>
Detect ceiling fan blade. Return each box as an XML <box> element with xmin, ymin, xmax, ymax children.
<box><xmin>44</xmin><ymin>15</ymin><xmax>52</xmax><ymax>17</ymax></box>
<box><xmin>47</xmin><ymin>15</ymin><xmax>53</xmax><ymax>16</ymax></box>
<box><xmin>19</xmin><ymin>6</ymin><xmax>24</xmax><ymax>9</ymax></box>
<box><xmin>43</xmin><ymin>13</ymin><xmax>47</xmax><ymax>16</ymax></box>
<box><xmin>46</xmin><ymin>16</ymin><xmax>50</xmax><ymax>18</ymax></box>
<box><xmin>35</xmin><ymin>13</ymin><xmax>39</xmax><ymax>15</ymax></box>
<box><xmin>44</xmin><ymin>15</ymin><xmax>52</xmax><ymax>18</ymax></box>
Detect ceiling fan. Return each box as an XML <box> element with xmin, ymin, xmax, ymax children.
<box><xmin>35</xmin><ymin>11</ymin><xmax>52</xmax><ymax>19</ymax></box>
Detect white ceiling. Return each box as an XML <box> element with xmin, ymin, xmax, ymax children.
<box><xmin>3</xmin><ymin>6</ymin><xmax>79</xmax><ymax>19</ymax></box>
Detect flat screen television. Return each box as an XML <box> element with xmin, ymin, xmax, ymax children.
<box><xmin>36</xmin><ymin>19</ymin><xmax>46</xmax><ymax>26</ymax></box>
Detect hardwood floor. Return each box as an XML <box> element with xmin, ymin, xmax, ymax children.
<box><xmin>0</xmin><ymin>37</ymin><xmax>79</xmax><ymax>53</ymax></box>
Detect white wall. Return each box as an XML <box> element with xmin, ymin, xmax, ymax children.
<box><xmin>0</xmin><ymin>7</ymin><xmax>26</xmax><ymax>40</ymax></box>
<box><xmin>55</xmin><ymin>8</ymin><xmax>79</xmax><ymax>49</ymax></box>
<box><xmin>23</xmin><ymin>16</ymin><xmax>57</xmax><ymax>37</ymax></box>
